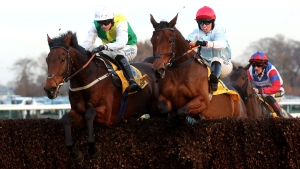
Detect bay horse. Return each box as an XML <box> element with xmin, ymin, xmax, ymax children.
<box><xmin>44</xmin><ymin>31</ymin><xmax>159</xmax><ymax>164</ymax></box>
<box><xmin>150</xmin><ymin>14</ymin><xmax>247</xmax><ymax>122</ymax></box>
<box><xmin>229</xmin><ymin>65</ymin><xmax>292</xmax><ymax>118</ymax></box>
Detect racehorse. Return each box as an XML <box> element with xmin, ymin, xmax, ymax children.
<box><xmin>150</xmin><ymin>14</ymin><xmax>247</xmax><ymax>122</ymax></box>
<box><xmin>230</xmin><ymin>65</ymin><xmax>269</xmax><ymax>118</ymax></box>
<box><xmin>230</xmin><ymin>65</ymin><xmax>292</xmax><ymax>118</ymax></box>
<box><xmin>44</xmin><ymin>31</ymin><xmax>159</xmax><ymax>164</ymax></box>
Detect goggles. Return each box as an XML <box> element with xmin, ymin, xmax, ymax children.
<box><xmin>97</xmin><ymin>20</ymin><xmax>112</xmax><ymax>26</ymax></box>
<box><xmin>197</xmin><ymin>19</ymin><xmax>213</xmax><ymax>26</ymax></box>
<box><xmin>252</xmin><ymin>63</ymin><xmax>264</xmax><ymax>67</ymax></box>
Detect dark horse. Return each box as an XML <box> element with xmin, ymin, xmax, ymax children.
<box><xmin>44</xmin><ymin>31</ymin><xmax>159</xmax><ymax>164</ymax></box>
<box><xmin>230</xmin><ymin>65</ymin><xmax>292</xmax><ymax>118</ymax></box>
<box><xmin>150</xmin><ymin>14</ymin><xmax>247</xmax><ymax>121</ymax></box>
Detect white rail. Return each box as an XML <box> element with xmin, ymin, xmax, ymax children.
<box><xmin>0</xmin><ymin>100</ymin><xmax>299</xmax><ymax>119</ymax></box>
<box><xmin>0</xmin><ymin>104</ymin><xmax>70</xmax><ymax>119</ymax></box>
<box><xmin>0</xmin><ymin>104</ymin><xmax>71</xmax><ymax>110</ymax></box>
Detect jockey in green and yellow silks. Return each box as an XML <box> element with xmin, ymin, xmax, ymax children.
<box><xmin>81</xmin><ymin>5</ymin><xmax>141</xmax><ymax>92</ymax></box>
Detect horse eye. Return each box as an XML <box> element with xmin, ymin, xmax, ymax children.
<box><xmin>62</xmin><ymin>58</ymin><xmax>66</xmax><ymax>62</ymax></box>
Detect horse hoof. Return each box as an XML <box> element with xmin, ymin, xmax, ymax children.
<box><xmin>158</xmin><ymin>101</ymin><xmax>169</xmax><ymax>114</ymax></box>
<box><xmin>72</xmin><ymin>151</ymin><xmax>84</xmax><ymax>165</ymax></box>
<box><xmin>177</xmin><ymin>107</ymin><xmax>187</xmax><ymax>116</ymax></box>
<box><xmin>89</xmin><ymin>147</ymin><xmax>100</xmax><ymax>160</ymax></box>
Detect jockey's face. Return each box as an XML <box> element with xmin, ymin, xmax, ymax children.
<box><xmin>97</xmin><ymin>20</ymin><xmax>112</xmax><ymax>32</ymax></box>
<box><xmin>252</xmin><ymin>64</ymin><xmax>263</xmax><ymax>74</ymax></box>
<box><xmin>197</xmin><ymin>19</ymin><xmax>213</xmax><ymax>34</ymax></box>
<box><xmin>100</xmin><ymin>23</ymin><xmax>112</xmax><ymax>32</ymax></box>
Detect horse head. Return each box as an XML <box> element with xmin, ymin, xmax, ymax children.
<box><xmin>150</xmin><ymin>14</ymin><xmax>179</xmax><ymax>80</ymax></box>
<box><xmin>230</xmin><ymin>64</ymin><xmax>252</xmax><ymax>101</ymax></box>
<box><xmin>44</xmin><ymin>31</ymin><xmax>88</xmax><ymax>99</ymax></box>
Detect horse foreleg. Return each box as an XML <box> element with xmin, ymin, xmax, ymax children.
<box><xmin>178</xmin><ymin>95</ymin><xmax>207</xmax><ymax>116</ymax></box>
<box><xmin>85</xmin><ymin>108</ymin><xmax>100</xmax><ymax>160</ymax></box>
<box><xmin>158</xmin><ymin>95</ymin><xmax>172</xmax><ymax>114</ymax></box>
<box><xmin>62</xmin><ymin>112</ymin><xmax>84</xmax><ymax>164</ymax></box>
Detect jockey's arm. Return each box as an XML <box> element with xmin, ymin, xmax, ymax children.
<box><xmin>106</xmin><ymin>21</ymin><xmax>128</xmax><ymax>51</ymax></box>
<box><xmin>82</xmin><ymin>24</ymin><xmax>99</xmax><ymax>50</ymax></box>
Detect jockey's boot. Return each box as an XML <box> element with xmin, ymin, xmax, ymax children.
<box><xmin>115</xmin><ymin>55</ymin><xmax>142</xmax><ymax>92</ymax></box>
<box><xmin>265</xmin><ymin>96</ymin><xmax>284</xmax><ymax>117</ymax></box>
<box><xmin>209</xmin><ymin>61</ymin><xmax>222</xmax><ymax>92</ymax></box>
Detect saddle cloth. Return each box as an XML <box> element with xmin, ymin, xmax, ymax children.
<box><xmin>98</xmin><ymin>58</ymin><xmax>148</xmax><ymax>93</ymax></box>
<box><xmin>207</xmin><ymin>67</ymin><xmax>240</xmax><ymax>102</ymax></box>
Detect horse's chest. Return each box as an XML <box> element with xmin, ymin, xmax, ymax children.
<box><xmin>161</xmin><ymin>79</ymin><xmax>193</xmax><ymax>98</ymax></box>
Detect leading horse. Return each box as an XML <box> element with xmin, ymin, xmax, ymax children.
<box><xmin>44</xmin><ymin>31</ymin><xmax>159</xmax><ymax>164</ymax></box>
<box><xmin>150</xmin><ymin>14</ymin><xmax>247</xmax><ymax>122</ymax></box>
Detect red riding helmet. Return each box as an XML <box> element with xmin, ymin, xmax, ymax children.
<box><xmin>249</xmin><ymin>51</ymin><xmax>269</xmax><ymax>64</ymax></box>
<box><xmin>195</xmin><ymin>6</ymin><xmax>216</xmax><ymax>20</ymax></box>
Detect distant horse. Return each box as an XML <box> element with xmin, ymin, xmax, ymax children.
<box><xmin>230</xmin><ymin>65</ymin><xmax>270</xmax><ymax>118</ymax></box>
<box><xmin>44</xmin><ymin>31</ymin><xmax>159</xmax><ymax>164</ymax></box>
<box><xmin>229</xmin><ymin>65</ymin><xmax>292</xmax><ymax>118</ymax></box>
<box><xmin>150</xmin><ymin>14</ymin><xmax>247</xmax><ymax>122</ymax></box>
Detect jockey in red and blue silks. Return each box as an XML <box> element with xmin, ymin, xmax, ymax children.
<box><xmin>247</xmin><ymin>51</ymin><xmax>285</xmax><ymax>117</ymax></box>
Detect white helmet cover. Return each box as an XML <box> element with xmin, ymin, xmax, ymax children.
<box><xmin>94</xmin><ymin>5</ymin><xmax>114</xmax><ymax>21</ymax></box>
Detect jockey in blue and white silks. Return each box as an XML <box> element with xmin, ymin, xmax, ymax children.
<box><xmin>186</xmin><ymin>6</ymin><xmax>232</xmax><ymax>92</ymax></box>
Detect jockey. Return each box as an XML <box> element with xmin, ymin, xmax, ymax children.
<box><xmin>247</xmin><ymin>51</ymin><xmax>285</xmax><ymax>117</ymax></box>
<box><xmin>186</xmin><ymin>6</ymin><xmax>233</xmax><ymax>92</ymax></box>
<box><xmin>81</xmin><ymin>5</ymin><xmax>141</xmax><ymax>92</ymax></box>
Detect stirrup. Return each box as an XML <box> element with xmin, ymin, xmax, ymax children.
<box><xmin>126</xmin><ymin>80</ymin><xmax>141</xmax><ymax>92</ymax></box>
<box><xmin>211</xmin><ymin>83</ymin><xmax>218</xmax><ymax>91</ymax></box>
<box><xmin>209</xmin><ymin>73</ymin><xmax>218</xmax><ymax>92</ymax></box>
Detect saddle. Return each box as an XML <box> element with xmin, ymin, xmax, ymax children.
<box><xmin>96</xmin><ymin>55</ymin><xmax>148</xmax><ymax>94</ymax></box>
<box><xmin>206</xmin><ymin>67</ymin><xmax>240</xmax><ymax>102</ymax></box>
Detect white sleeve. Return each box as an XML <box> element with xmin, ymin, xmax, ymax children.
<box><xmin>106</xmin><ymin>21</ymin><xmax>128</xmax><ymax>50</ymax></box>
<box><xmin>206</xmin><ymin>26</ymin><xmax>227</xmax><ymax>49</ymax></box>
<box><xmin>81</xmin><ymin>24</ymin><xmax>99</xmax><ymax>50</ymax></box>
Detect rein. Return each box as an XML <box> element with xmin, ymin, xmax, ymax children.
<box><xmin>153</xmin><ymin>28</ymin><xmax>200</xmax><ymax>68</ymax></box>
<box><xmin>48</xmin><ymin>46</ymin><xmax>97</xmax><ymax>90</ymax></box>
<box><xmin>239</xmin><ymin>72</ymin><xmax>256</xmax><ymax>101</ymax></box>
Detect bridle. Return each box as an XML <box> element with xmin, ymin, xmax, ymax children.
<box><xmin>237</xmin><ymin>70</ymin><xmax>256</xmax><ymax>101</ymax></box>
<box><xmin>152</xmin><ymin>28</ymin><xmax>196</xmax><ymax>68</ymax></box>
<box><xmin>47</xmin><ymin>46</ymin><xmax>74</xmax><ymax>89</ymax></box>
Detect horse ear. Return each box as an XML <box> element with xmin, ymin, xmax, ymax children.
<box><xmin>232</xmin><ymin>65</ymin><xmax>237</xmax><ymax>70</ymax></box>
<box><xmin>47</xmin><ymin>34</ymin><xmax>52</xmax><ymax>43</ymax></box>
<box><xmin>63</xmin><ymin>33</ymin><xmax>72</xmax><ymax>46</ymax></box>
<box><xmin>150</xmin><ymin>14</ymin><xmax>158</xmax><ymax>28</ymax></box>
<box><xmin>244</xmin><ymin>63</ymin><xmax>251</xmax><ymax>70</ymax></box>
<box><xmin>169</xmin><ymin>13</ymin><xmax>178</xmax><ymax>28</ymax></box>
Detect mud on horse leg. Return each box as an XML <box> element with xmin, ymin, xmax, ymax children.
<box><xmin>85</xmin><ymin>108</ymin><xmax>100</xmax><ymax>159</ymax></box>
<box><xmin>62</xmin><ymin>113</ymin><xmax>84</xmax><ymax>164</ymax></box>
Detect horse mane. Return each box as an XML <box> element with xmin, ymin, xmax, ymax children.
<box><xmin>48</xmin><ymin>30</ymin><xmax>88</xmax><ymax>56</ymax></box>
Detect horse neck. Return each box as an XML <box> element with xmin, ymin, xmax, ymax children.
<box><xmin>69</xmin><ymin>48</ymin><xmax>89</xmax><ymax>70</ymax></box>
<box><xmin>173</xmin><ymin>31</ymin><xmax>195</xmax><ymax>63</ymax></box>
<box><xmin>69</xmin><ymin>48</ymin><xmax>95</xmax><ymax>83</ymax></box>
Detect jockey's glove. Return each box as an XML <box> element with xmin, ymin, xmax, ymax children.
<box><xmin>196</xmin><ymin>41</ymin><xmax>207</xmax><ymax>47</ymax></box>
<box><xmin>91</xmin><ymin>45</ymin><xmax>108</xmax><ymax>54</ymax></box>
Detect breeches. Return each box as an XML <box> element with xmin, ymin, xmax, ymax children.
<box><xmin>210</xmin><ymin>57</ymin><xmax>233</xmax><ymax>78</ymax></box>
<box><xmin>261</xmin><ymin>87</ymin><xmax>285</xmax><ymax>103</ymax></box>
<box><xmin>101</xmin><ymin>45</ymin><xmax>137</xmax><ymax>62</ymax></box>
